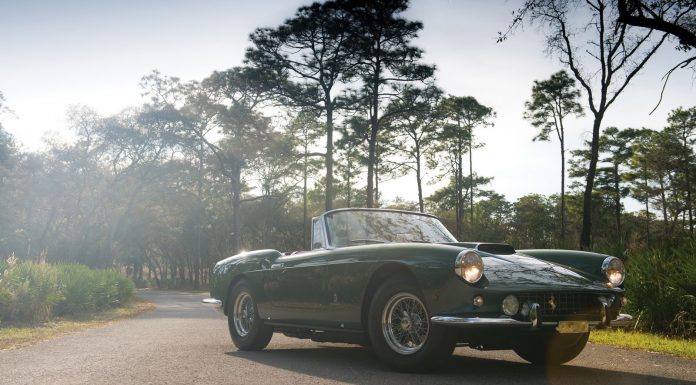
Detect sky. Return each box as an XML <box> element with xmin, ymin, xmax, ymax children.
<box><xmin>1</xmin><ymin>0</ymin><xmax>694</xmax><ymax>211</ymax></box>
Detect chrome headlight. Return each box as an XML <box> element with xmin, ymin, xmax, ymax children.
<box><xmin>602</xmin><ymin>257</ymin><xmax>625</xmax><ymax>287</ymax></box>
<box><xmin>455</xmin><ymin>250</ymin><xmax>484</xmax><ymax>283</ymax></box>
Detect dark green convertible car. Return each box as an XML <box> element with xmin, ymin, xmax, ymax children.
<box><xmin>210</xmin><ymin>208</ymin><xmax>631</xmax><ymax>371</ymax></box>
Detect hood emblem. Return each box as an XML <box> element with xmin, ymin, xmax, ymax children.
<box><xmin>548</xmin><ymin>295</ymin><xmax>557</xmax><ymax>312</ymax></box>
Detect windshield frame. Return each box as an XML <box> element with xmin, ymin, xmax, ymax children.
<box><xmin>319</xmin><ymin>208</ymin><xmax>457</xmax><ymax>249</ymax></box>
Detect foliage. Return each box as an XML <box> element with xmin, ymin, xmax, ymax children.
<box><xmin>383</xmin><ymin>85</ymin><xmax>444</xmax><ymax>212</ymax></box>
<box><xmin>524</xmin><ymin>70</ymin><xmax>583</xmax><ymax>142</ymax></box>
<box><xmin>342</xmin><ymin>0</ymin><xmax>434</xmax><ymax>208</ymax></box>
<box><xmin>245</xmin><ymin>0</ymin><xmax>357</xmax><ymax>211</ymax></box>
<box><xmin>436</xmin><ymin>96</ymin><xmax>495</xmax><ymax>239</ymax></box>
<box><xmin>0</xmin><ymin>261</ymin><xmax>133</xmax><ymax>324</ymax></box>
<box><xmin>503</xmin><ymin>0</ymin><xmax>667</xmax><ymax>249</ymax></box>
<box><xmin>624</xmin><ymin>243</ymin><xmax>696</xmax><ymax>337</ymax></box>
<box><xmin>617</xmin><ymin>0</ymin><xmax>696</xmax><ymax>52</ymax></box>
<box><xmin>524</xmin><ymin>70</ymin><xmax>583</xmax><ymax>246</ymax></box>
<box><xmin>0</xmin><ymin>262</ymin><xmax>62</xmax><ymax>323</ymax></box>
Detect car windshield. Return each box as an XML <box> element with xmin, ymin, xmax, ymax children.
<box><xmin>324</xmin><ymin>210</ymin><xmax>457</xmax><ymax>248</ymax></box>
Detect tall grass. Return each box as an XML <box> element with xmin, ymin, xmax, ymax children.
<box><xmin>0</xmin><ymin>260</ymin><xmax>133</xmax><ymax>324</ymax></box>
<box><xmin>625</xmin><ymin>242</ymin><xmax>696</xmax><ymax>338</ymax></box>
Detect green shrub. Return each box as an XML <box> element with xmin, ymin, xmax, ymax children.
<box><xmin>92</xmin><ymin>270</ymin><xmax>115</xmax><ymax>309</ymax></box>
<box><xmin>1</xmin><ymin>262</ymin><xmax>63</xmax><ymax>323</ymax></box>
<box><xmin>116</xmin><ymin>274</ymin><xmax>134</xmax><ymax>304</ymax></box>
<box><xmin>625</xmin><ymin>245</ymin><xmax>696</xmax><ymax>337</ymax></box>
<box><xmin>0</xmin><ymin>261</ymin><xmax>134</xmax><ymax>324</ymax></box>
<box><xmin>55</xmin><ymin>264</ymin><xmax>97</xmax><ymax>316</ymax></box>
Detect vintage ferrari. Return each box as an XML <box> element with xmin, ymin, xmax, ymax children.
<box><xmin>210</xmin><ymin>208</ymin><xmax>631</xmax><ymax>371</ymax></box>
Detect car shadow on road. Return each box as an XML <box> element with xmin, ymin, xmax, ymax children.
<box><xmin>225</xmin><ymin>345</ymin><xmax>695</xmax><ymax>385</ymax></box>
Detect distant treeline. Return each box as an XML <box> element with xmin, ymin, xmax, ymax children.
<box><xmin>0</xmin><ymin>98</ymin><xmax>693</xmax><ymax>289</ymax></box>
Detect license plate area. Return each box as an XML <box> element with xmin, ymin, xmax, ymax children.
<box><xmin>556</xmin><ymin>321</ymin><xmax>589</xmax><ymax>334</ymax></box>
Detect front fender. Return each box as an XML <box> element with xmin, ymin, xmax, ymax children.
<box><xmin>518</xmin><ymin>249</ymin><xmax>618</xmax><ymax>284</ymax></box>
<box><xmin>211</xmin><ymin>249</ymin><xmax>282</xmax><ymax>310</ymax></box>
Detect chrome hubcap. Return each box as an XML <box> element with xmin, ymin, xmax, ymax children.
<box><xmin>382</xmin><ymin>293</ymin><xmax>429</xmax><ymax>355</ymax></box>
<box><xmin>233</xmin><ymin>291</ymin><xmax>254</xmax><ymax>337</ymax></box>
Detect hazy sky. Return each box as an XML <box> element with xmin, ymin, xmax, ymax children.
<box><xmin>1</xmin><ymin>0</ymin><xmax>694</xmax><ymax>210</ymax></box>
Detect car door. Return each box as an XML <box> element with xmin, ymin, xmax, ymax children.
<box><xmin>262</xmin><ymin>250</ymin><xmax>329</xmax><ymax>326</ymax></box>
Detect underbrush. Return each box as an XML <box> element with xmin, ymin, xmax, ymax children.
<box><xmin>623</xmin><ymin>242</ymin><xmax>696</xmax><ymax>338</ymax></box>
<box><xmin>0</xmin><ymin>258</ymin><xmax>134</xmax><ymax>324</ymax></box>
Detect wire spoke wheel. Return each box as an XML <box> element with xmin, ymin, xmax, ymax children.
<box><xmin>233</xmin><ymin>291</ymin><xmax>255</xmax><ymax>337</ymax></box>
<box><xmin>381</xmin><ymin>292</ymin><xmax>429</xmax><ymax>355</ymax></box>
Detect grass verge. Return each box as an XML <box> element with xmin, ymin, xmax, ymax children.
<box><xmin>0</xmin><ymin>297</ymin><xmax>155</xmax><ymax>350</ymax></box>
<box><xmin>590</xmin><ymin>329</ymin><xmax>696</xmax><ymax>360</ymax></box>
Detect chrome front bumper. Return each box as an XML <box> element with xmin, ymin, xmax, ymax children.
<box><xmin>431</xmin><ymin>316</ymin><xmax>539</xmax><ymax>327</ymax></box>
<box><xmin>431</xmin><ymin>313</ymin><xmax>633</xmax><ymax>329</ymax></box>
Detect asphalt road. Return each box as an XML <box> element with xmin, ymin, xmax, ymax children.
<box><xmin>2</xmin><ymin>290</ymin><xmax>695</xmax><ymax>385</ymax></box>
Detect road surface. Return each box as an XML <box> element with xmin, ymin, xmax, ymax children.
<box><xmin>1</xmin><ymin>290</ymin><xmax>694</xmax><ymax>385</ymax></box>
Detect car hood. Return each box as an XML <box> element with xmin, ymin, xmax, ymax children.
<box><xmin>479</xmin><ymin>252</ymin><xmax>611</xmax><ymax>291</ymax></box>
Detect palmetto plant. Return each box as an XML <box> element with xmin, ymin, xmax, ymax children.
<box><xmin>625</xmin><ymin>245</ymin><xmax>696</xmax><ymax>337</ymax></box>
<box><xmin>4</xmin><ymin>262</ymin><xmax>63</xmax><ymax>323</ymax></box>
<box><xmin>0</xmin><ymin>260</ymin><xmax>134</xmax><ymax>324</ymax></box>
<box><xmin>55</xmin><ymin>264</ymin><xmax>97</xmax><ymax>315</ymax></box>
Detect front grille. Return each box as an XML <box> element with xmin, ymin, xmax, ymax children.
<box><xmin>517</xmin><ymin>292</ymin><xmax>602</xmax><ymax>319</ymax></box>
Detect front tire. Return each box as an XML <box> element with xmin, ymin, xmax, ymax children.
<box><xmin>514</xmin><ymin>332</ymin><xmax>589</xmax><ymax>365</ymax></box>
<box><xmin>367</xmin><ymin>277</ymin><xmax>455</xmax><ymax>372</ymax></box>
<box><xmin>227</xmin><ymin>280</ymin><xmax>273</xmax><ymax>351</ymax></box>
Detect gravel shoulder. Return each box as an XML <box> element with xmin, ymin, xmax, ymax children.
<box><xmin>1</xmin><ymin>290</ymin><xmax>694</xmax><ymax>385</ymax></box>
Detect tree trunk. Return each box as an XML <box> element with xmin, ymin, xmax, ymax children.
<box><xmin>325</xmin><ymin>102</ymin><xmax>334</xmax><ymax>211</ymax></box>
<box><xmin>468</xmin><ymin>128</ymin><xmax>474</xmax><ymax>229</ymax></box>
<box><xmin>560</xmin><ymin>138</ymin><xmax>566</xmax><ymax>248</ymax></box>
<box><xmin>456</xmin><ymin>137</ymin><xmax>463</xmax><ymax>239</ymax></box>
<box><xmin>303</xmin><ymin>151</ymin><xmax>308</xmax><ymax>250</ymax></box>
<box><xmin>580</xmin><ymin>115</ymin><xmax>604</xmax><ymax>249</ymax></box>
<box><xmin>683</xmin><ymin>136</ymin><xmax>694</xmax><ymax>236</ymax></box>
<box><xmin>366</xmin><ymin>60</ymin><xmax>381</xmax><ymax>209</ymax></box>
<box><xmin>416</xmin><ymin>150</ymin><xmax>424</xmax><ymax>213</ymax></box>
<box><xmin>613</xmin><ymin>162</ymin><xmax>622</xmax><ymax>242</ymax></box>
<box><xmin>347</xmin><ymin>157</ymin><xmax>353</xmax><ymax>208</ymax></box>
<box><xmin>231</xmin><ymin>160</ymin><xmax>243</xmax><ymax>254</ymax></box>
<box><xmin>659</xmin><ymin>177</ymin><xmax>669</xmax><ymax>237</ymax></box>
<box><xmin>195</xmin><ymin>144</ymin><xmax>204</xmax><ymax>290</ymax></box>
<box><xmin>687</xmin><ymin>183</ymin><xmax>694</xmax><ymax>236</ymax></box>
<box><xmin>194</xmin><ymin>257</ymin><xmax>200</xmax><ymax>290</ymax></box>
<box><xmin>644</xmin><ymin>168</ymin><xmax>651</xmax><ymax>247</ymax></box>
<box><xmin>375</xmin><ymin>146</ymin><xmax>379</xmax><ymax>207</ymax></box>
<box><xmin>366</xmin><ymin>111</ymin><xmax>379</xmax><ymax>208</ymax></box>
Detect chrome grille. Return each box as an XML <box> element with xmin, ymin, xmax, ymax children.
<box><xmin>517</xmin><ymin>292</ymin><xmax>602</xmax><ymax>319</ymax></box>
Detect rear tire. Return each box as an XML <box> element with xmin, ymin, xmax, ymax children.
<box><xmin>367</xmin><ymin>277</ymin><xmax>455</xmax><ymax>372</ymax></box>
<box><xmin>513</xmin><ymin>332</ymin><xmax>589</xmax><ymax>365</ymax></box>
<box><xmin>227</xmin><ymin>280</ymin><xmax>273</xmax><ymax>351</ymax></box>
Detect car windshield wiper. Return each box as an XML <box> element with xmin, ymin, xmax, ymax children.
<box><xmin>405</xmin><ymin>239</ymin><xmax>431</xmax><ymax>243</ymax></box>
<box><xmin>349</xmin><ymin>238</ymin><xmax>387</xmax><ymax>244</ymax></box>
